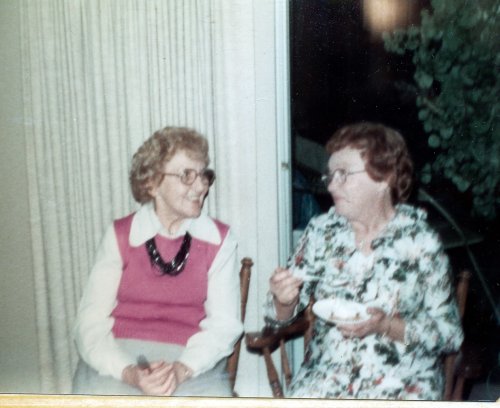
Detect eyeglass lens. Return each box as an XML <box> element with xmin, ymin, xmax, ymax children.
<box><xmin>181</xmin><ymin>169</ymin><xmax>215</xmax><ymax>186</ymax></box>
<box><xmin>322</xmin><ymin>169</ymin><xmax>347</xmax><ymax>185</ymax></box>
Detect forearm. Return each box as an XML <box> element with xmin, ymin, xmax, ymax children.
<box><xmin>74</xmin><ymin>224</ymin><xmax>134</xmax><ymax>379</ymax></box>
<box><xmin>178</xmin><ymin>229</ymin><xmax>242</xmax><ymax>375</ymax></box>
<box><xmin>404</xmin><ymin>259</ymin><xmax>463</xmax><ymax>353</ymax></box>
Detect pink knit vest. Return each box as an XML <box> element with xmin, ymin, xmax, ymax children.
<box><xmin>111</xmin><ymin>213</ymin><xmax>229</xmax><ymax>345</ymax></box>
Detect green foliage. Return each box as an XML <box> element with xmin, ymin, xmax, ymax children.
<box><xmin>384</xmin><ymin>0</ymin><xmax>500</xmax><ymax>218</ymax></box>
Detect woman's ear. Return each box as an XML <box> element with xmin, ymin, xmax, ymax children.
<box><xmin>147</xmin><ymin>180</ymin><xmax>158</xmax><ymax>198</ymax></box>
<box><xmin>381</xmin><ymin>173</ymin><xmax>395</xmax><ymax>192</ymax></box>
<box><xmin>375</xmin><ymin>176</ymin><xmax>391</xmax><ymax>197</ymax></box>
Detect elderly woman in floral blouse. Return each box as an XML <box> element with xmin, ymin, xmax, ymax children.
<box><xmin>266</xmin><ymin>122</ymin><xmax>463</xmax><ymax>400</ymax></box>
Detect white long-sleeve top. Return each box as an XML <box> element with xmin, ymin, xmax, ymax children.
<box><xmin>73</xmin><ymin>202</ymin><xmax>243</xmax><ymax>380</ymax></box>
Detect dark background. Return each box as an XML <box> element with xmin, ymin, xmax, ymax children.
<box><xmin>289</xmin><ymin>0</ymin><xmax>500</xmax><ymax>400</ymax></box>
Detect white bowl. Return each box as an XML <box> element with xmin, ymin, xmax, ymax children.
<box><xmin>313</xmin><ymin>298</ymin><xmax>369</xmax><ymax>325</ymax></box>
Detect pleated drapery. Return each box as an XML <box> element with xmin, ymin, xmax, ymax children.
<box><xmin>21</xmin><ymin>0</ymin><xmax>285</xmax><ymax>394</ymax></box>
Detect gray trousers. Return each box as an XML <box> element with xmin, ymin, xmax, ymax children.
<box><xmin>72</xmin><ymin>338</ymin><xmax>232</xmax><ymax>397</ymax></box>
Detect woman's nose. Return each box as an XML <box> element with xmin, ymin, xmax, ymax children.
<box><xmin>327</xmin><ymin>179</ymin><xmax>336</xmax><ymax>193</ymax></box>
<box><xmin>192</xmin><ymin>175</ymin><xmax>208</xmax><ymax>193</ymax></box>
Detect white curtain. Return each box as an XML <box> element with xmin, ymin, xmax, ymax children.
<box><xmin>21</xmin><ymin>0</ymin><xmax>286</xmax><ymax>395</ymax></box>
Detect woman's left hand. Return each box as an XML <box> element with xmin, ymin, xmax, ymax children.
<box><xmin>337</xmin><ymin>307</ymin><xmax>386</xmax><ymax>339</ymax></box>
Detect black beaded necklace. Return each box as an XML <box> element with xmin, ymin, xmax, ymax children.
<box><xmin>145</xmin><ymin>232</ymin><xmax>192</xmax><ymax>276</ymax></box>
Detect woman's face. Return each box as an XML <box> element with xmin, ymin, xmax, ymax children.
<box><xmin>327</xmin><ymin>147</ymin><xmax>389</xmax><ymax>222</ymax></box>
<box><xmin>150</xmin><ymin>150</ymin><xmax>209</xmax><ymax>227</ymax></box>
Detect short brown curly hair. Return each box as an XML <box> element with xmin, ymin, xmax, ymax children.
<box><xmin>129</xmin><ymin>126</ymin><xmax>210</xmax><ymax>204</ymax></box>
<box><xmin>325</xmin><ymin>122</ymin><xmax>414</xmax><ymax>204</ymax></box>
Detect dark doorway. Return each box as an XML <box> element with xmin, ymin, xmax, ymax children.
<box><xmin>289</xmin><ymin>0</ymin><xmax>500</xmax><ymax>400</ymax></box>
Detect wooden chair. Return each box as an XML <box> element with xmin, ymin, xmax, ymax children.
<box><xmin>226</xmin><ymin>257</ymin><xmax>253</xmax><ymax>396</ymax></box>
<box><xmin>245</xmin><ymin>298</ymin><xmax>315</xmax><ymax>397</ymax></box>
<box><xmin>246</xmin><ymin>269</ymin><xmax>474</xmax><ymax>399</ymax></box>
<box><xmin>443</xmin><ymin>270</ymin><xmax>484</xmax><ymax>400</ymax></box>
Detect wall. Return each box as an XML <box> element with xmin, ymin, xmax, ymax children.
<box><xmin>0</xmin><ymin>0</ymin><xmax>40</xmax><ymax>393</ymax></box>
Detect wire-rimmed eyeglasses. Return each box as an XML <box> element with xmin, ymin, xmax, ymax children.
<box><xmin>321</xmin><ymin>169</ymin><xmax>366</xmax><ymax>186</ymax></box>
<box><xmin>162</xmin><ymin>168</ymin><xmax>216</xmax><ymax>186</ymax></box>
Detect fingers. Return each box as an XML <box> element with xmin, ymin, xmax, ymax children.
<box><xmin>270</xmin><ymin>267</ymin><xmax>294</xmax><ymax>286</ymax></box>
<box><xmin>338</xmin><ymin>310</ymin><xmax>387</xmax><ymax>338</ymax></box>
<box><xmin>366</xmin><ymin>307</ymin><xmax>385</xmax><ymax>319</ymax></box>
<box><xmin>148</xmin><ymin>362</ymin><xmax>173</xmax><ymax>380</ymax></box>
<box><xmin>138</xmin><ymin>362</ymin><xmax>177</xmax><ymax>396</ymax></box>
<box><xmin>160</xmin><ymin>368</ymin><xmax>178</xmax><ymax>396</ymax></box>
<box><xmin>271</xmin><ymin>267</ymin><xmax>304</xmax><ymax>289</ymax></box>
<box><xmin>270</xmin><ymin>267</ymin><xmax>303</xmax><ymax>305</ymax></box>
<box><xmin>338</xmin><ymin>322</ymin><xmax>366</xmax><ymax>338</ymax></box>
<box><xmin>148</xmin><ymin>360</ymin><xmax>168</xmax><ymax>370</ymax></box>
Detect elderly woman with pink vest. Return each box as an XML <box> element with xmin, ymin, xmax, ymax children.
<box><xmin>72</xmin><ymin>127</ymin><xmax>242</xmax><ymax>396</ymax></box>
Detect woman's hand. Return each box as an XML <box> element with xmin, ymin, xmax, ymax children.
<box><xmin>172</xmin><ymin>361</ymin><xmax>193</xmax><ymax>385</ymax></box>
<box><xmin>270</xmin><ymin>267</ymin><xmax>303</xmax><ymax>320</ymax></box>
<box><xmin>122</xmin><ymin>360</ymin><xmax>178</xmax><ymax>396</ymax></box>
<box><xmin>337</xmin><ymin>307</ymin><xmax>387</xmax><ymax>339</ymax></box>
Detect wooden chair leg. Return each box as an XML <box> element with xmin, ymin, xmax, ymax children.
<box><xmin>227</xmin><ymin>338</ymin><xmax>242</xmax><ymax>394</ymax></box>
<box><xmin>263</xmin><ymin>347</ymin><xmax>284</xmax><ymax>397</ymax></box>
<box><xmin>452</xmin><ymin>377</ymin><xmax>465</xmax><ymax>401</ymax></box>
<box><xmin>280</xmin><ymin>339</ymin><xmax>292</xmax><ymax>388</ymax></box>
<box><xmin>443</xmin><ymin>353</ymin><xmax>457</xmax><ymax>400</ymax></box>
<box><xmin>227</xmin><ymin>257</ymin><xmax>253</xmax><ymax>396</ymax></box>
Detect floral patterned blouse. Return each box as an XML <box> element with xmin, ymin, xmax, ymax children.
<box><xmin>265</xmin><ymin>204</ymin><xmax>463</xmax><ymax>400</ymax></box>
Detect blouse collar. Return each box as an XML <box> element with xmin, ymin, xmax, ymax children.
<box><xmin>128</xmin><ymin>201</ymin><xmax>222</xmax><ymax>247</ymax></box>
<box><xmin>325</xmin><ymin>203</ymin><xmax>428</xmax><ymax>249</ymax></box>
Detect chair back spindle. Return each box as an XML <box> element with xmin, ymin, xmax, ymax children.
<box><xmin>227</xmin><ymin>257</ymin><xmax>253</xmax><ymax>395</ymax></box>
<box><xmin>443</xmin><ymin>269</ymin><xmax>471</xmax><ymax>400</ymax></box>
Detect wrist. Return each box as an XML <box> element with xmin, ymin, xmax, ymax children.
<box><xmin>122</xmin><ymin>364</ymin><xmax>136</xmax><ymax>386</ymax></box>
<box><xmin>174</xmin><ymin>362</ymin><xmax>193</xmax><ymax>384</ymax></box>
<box><xmin>273</xmin><ymin>294</ymin><xmax>298</xmax><ymax>308</ymax></box>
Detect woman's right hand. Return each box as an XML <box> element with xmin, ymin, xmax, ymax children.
<box><xmin>122</xmin><ymin>361</ymin><xmax>177</xmax><ymax>396</ymax></box>
<box><xmin>270</xmin><ymin>267</ymin><xmax>303</xmax><ymax>319</ymax></box>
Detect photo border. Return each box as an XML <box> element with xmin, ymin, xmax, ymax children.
<box><xmin>0</xmin><ymin>394</ymin><xmax>496</xmax><ymax>408</ymax></box>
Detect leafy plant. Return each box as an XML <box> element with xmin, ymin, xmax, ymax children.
<box><xmin>383</xmin><ymin>0</ymin><xmax>500</xmax><ymax>218</ymax></box>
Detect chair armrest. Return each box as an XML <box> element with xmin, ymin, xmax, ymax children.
<box><xmin>245</xmin><ymin>315</ymin><xmax>310</xmax><ymax>352</ymax></box>
<box><xmin>245</xmin><ymin>315</ymin><xmax>311</xmax><ymax>397</ymax></box>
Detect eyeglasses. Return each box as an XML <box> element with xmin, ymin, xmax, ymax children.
<box><xmin>162</xmin><ymin>168</ymin><xmax>216</xmax><ymax>186</ymax></box>
<box><xmin>321</xmin><ymin>169</ymin><xmax>366</xmax><ymax>186</ymax></box>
